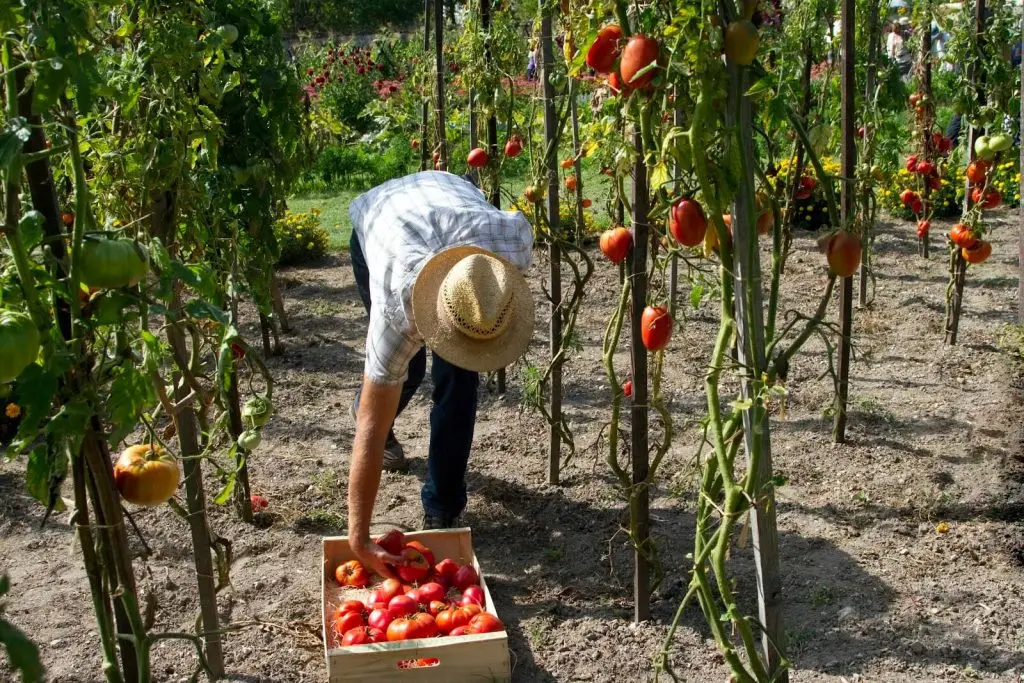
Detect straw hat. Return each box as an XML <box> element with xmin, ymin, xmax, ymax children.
<box><xmin>412</xmin><ymin>246</ymin><xmax>535</xmax><ymax>372</ymax></box>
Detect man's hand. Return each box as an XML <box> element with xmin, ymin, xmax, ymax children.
<box><xmin>350</xmin><ymin>537</ymin><xmax>404</xmax><ymax>581</ymax></box>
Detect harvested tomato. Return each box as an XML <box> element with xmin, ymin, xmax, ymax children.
<box><xmin>387</xmin><ymin>613</ymin><xmax>438</xmax><ymax>641</ymax></box>
<box><xmin>387</xmin><ymin>595</ymin><xmax>418</xmax><ymax>620</ymax></box>
<box><xmin>80</xmin><ymin>238</ymin><xmax>149</xmax><ymax>290</ymax></box>
<box><xmin>368</xmin><ymin>607</ymin><xmax>391</xmax><ymax>631</ymax></box>
<box><xmin>599</xmin><ymin>227</ymin><xmax>633</xmax><ymax>265</ymax></box>
<box><xmin>427</xmin><ymin>600</ymin><xmax>447</xmax><ymax>616</ymax></box>
<box><xmin>453</xmin><ymin>564</ymin><xmax>479</xmax><ymax>591</ymax></box>
<box><xmin>433</xmin><ymin>558</ymin><xmax>459</xmax><ymax>587</ymax></box>
<box><xmin>370</xmin><ymin>578</ymin><xmax>403</xmax><ymax>605</ymax></box>
<box><xmin>332</xmin><ymin>609</ymin><xmax>365</xmax><ymax>636</ymax></box>
<box><xmin>962</xmin><ymin>240</ymin><xmax>992</xmax><ymax>264</ymax></box>
<box><xmin>113</xmin><ymin>445</ymin><xmax>180</xmax><ymax>506</ymax></box>
<box><xmin>966</xmin><ymin>160</ymin><xmax>988</xmax><ymax>184</ymax></box>
<box><xmin>724</xmin><ymin>20</ymin><xmax>759</xmax><ymax>65</ymax></box>
<box><xmin>619</xmin><ymin>36</ymin><xmax>659</xmax><ymax>90</ymax></box>
<box><xmin>405</xmin><ymin>540</ymin><xmax>435</xmax><ymax>567</ymax></box>
<box><xmin>376</xmin><ymin>529</ymin><xmax>405</xmax><ymax>555</ymax></box>
<box><xmin>565</xmin><ymin>175</ymin><xmax>577</xmax><ymax>192</ymax></box>
<box><xmin>335</xmin><ymin>560</ymin><xmax>370</xmax><ymax>588</ymax></box>
<box><xmin>448</xmin><ymin>626</ymin><xmax>470</xmax><ymax>636</ymax></box>
<box><xmin>466</xmin><ymin>612</ymin><xmax>504</xmax><ymax>634</ymax></box>
<box><xmin>504</xmin><ymin>135</ymin><xmax>522</xmax><ymax>158</ymax></box>
<box><xmin>416</xmin><ymin>582</ymin><xmax>445</xmax><ymax>606</ymax></box>
<box><xmin>949</xmin><ymin>223</ymin><xmax>978</xmax><ymax>249</ymax></box>
<box><xmin>0</xmin><ymin>311</ymin><xmax>40</xmax><ymax>384</ymax></box>
<box><xmin>461</xmin><ymin>585</ymin><xmax>485</xmax><ymax>607</ymax></box>
<box><xmin>971</xmin><ymin>187</ymin><xmax>1001</xmax><ymax>210</ymax></box>
<box><xmin>249</xmin><ymin>494</ymin><xmax>269</xmax><ymax>512</ymax></box>
<box><xmin>585</xmin><ymin>24</ymin><xmax>623</xmax><ymax>73</ymax></box>
<box><xmin>341</xmin><ymin>626</ymin><xmax>385</xmax><ymax>646</ymax></box>
<box><xmin>640</xmin><ymin>306</ymin><xmax>672</xmax><ymax>351</ymax></box>
<box><xmin>416</xmin><ymin>658</ymin><xmax>440</xmax><ymax>667</ymax></box>
<box><xmin>623</xmin><ymin>380</ymin><xmax>633</xmax><ymax>398</ymax></box>
<box><xmin>669</xmin><ymin>198</ymin><xmax>707</xmax><ymax>247</ymax></box>
<box><xmin>826</xmin><ymin>231</ymin><xmax>862</xmax><ymax>278</ymax></box>
<box><xmin>467</xmin><ymin>147</ymin><xmax>488</xmax><ymax>168</ymax></box>
<box><xmin>436</xmin><ymin>604</ymin><xmax>481</xmax><ymax>634</ymax></box>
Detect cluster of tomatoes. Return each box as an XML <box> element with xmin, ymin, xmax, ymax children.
<box><xmin>949</xmin><ymin>223</ymin><xmax>992</xmax><ymax>265</ymax></box>
<box><xmin>331</xmin><ymin>530</ymin><xmax>504</xmax><ymax>647</ymax></box>
<box><xmin>456</xmin><ymin>133</ymin><xmax>524</xmax><ymax>172</ymax></box>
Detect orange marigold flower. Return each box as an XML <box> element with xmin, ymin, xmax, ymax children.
<box><xmin>5</xmin><ymin>403</ymin><xmax>21</xmax><ymax>419</ymax></box>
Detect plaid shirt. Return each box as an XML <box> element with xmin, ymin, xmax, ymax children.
<box><xmin>349</xmin><ymin>171</ymin><xmax>534</xmax><ymax>385</ymax></box>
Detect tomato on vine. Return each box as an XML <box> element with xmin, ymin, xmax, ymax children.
<box><xmin>640</xmin><ymin>306</ymin><xmax>672</xmax><ymax>351</ymax></box>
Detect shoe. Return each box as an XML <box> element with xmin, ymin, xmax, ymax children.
<box><xmin>422</xmin><ymin>513</ymin><xmax>463</xmax><ymax>530</ymax></box>
<box><xmin>352</xmin><ymin>392</ymin><xmax>408</xmax><ymax>472</ymax></box>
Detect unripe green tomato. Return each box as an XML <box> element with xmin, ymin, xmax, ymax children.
<box><xmin>79</xmin><ymin>239</ymin><xmax>149</xmax><ymax>290</ymax></box>
<box><xmin>216</xmin><ymin>24</ymin><xmax>239</xmax><ymax>45</ymax></box>
<box><xmin>988</xmin><ymin>133</ymin><xmax>1012</xmax><ymax>153</ymax></box>
<box><xmin>242</xmin><ymin>396</ymin><xmax>273</xmax><ymax>427</ymax></box>
<box><xmin>974</xmin><ymin>135</ymin><xmax>994</xmax><ymax>160</ymax></box>
<box><xmin>237</xmin><ymin>429</ymin><xmax>262</xmax><ymax>451</ymax></box>
<box><xmin>0</xmin><ymin>311</ymin><xmax>40</xmax><ymax>384</ymax></box>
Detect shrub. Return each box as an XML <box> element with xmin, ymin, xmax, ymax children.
<box><xmin>275</xmin><ymin>209</ymin><xmax>330</xmax><ymax>265</ymax></box>
<box><xmin>297</xmin><ymin>136</ymin><xmax>414</xmax><ymax>193</ymax></box>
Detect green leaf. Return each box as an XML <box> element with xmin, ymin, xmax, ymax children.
<box><xmin>0</xmin><ymin>616</ymin><xmax>45</xmax><ymax>683</ymax></box>
<box><xmin>730</xmin><ymin>398</ymin><xmax>753</xmax><ymax>412</ymax></box>
<box><xmin>11</xmin><ymin>364</ymin><xmax>58</xmax><ymax>448</ymax></box>
<box><xmin>689</xmin><ymin>285</ymin><xmax>704</xmax><ymax>309</ymax></box>
<box><xmin>213</xmin><ymin>456</ymin><xmax>237</xmax><ymax>505</ymax></box>
<box><xmin>24</xmin><ymin>444</ymin><xmax>66</xmax><ymax>514</ymax></box>
<box><xmin>184</xmin><ymin>300</ymin><xmax>228</xmax><ymax>326</ymax></box>
<box><xmin>0</xmin><ymin>117</ymin><xmax>31</xmax><ymax>170</ymax></box>
<box><xmin>106</xmin><ymin>363</ymin><xmax>156</xmax><ymax>445</ymax></box>
<box><xmin>31</xmin><ymin>59</ymin><xmax>69</xmax><ymax>115</ymax></box>
<box><xmin>745</xmin><ymin>77</ymin><xmax>774</xmax><ymax>100</ymax></box>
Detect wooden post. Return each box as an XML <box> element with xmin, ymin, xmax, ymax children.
<box><xmin>1019</xmin><ymin>7</ymin><xmax>1023</xmax><ymax>325</ymax></box>
<box><xmin>729</xmin><ymin>58</ymin><xmax>788</xmax><ymax>681</ymax></box>
<box><xmin>859</xmin><ymin>0</ymin><xmax>881</xmax><ymax>304</ymax></box>
<box><xmin>919</xmin><ymin>23</ymin><xmax>933</xmax><ymax>260</ymax></box>
<box><xmin>946</xmin><ymin>0</ymin><xmax>985</xmax><ymax>345</ymax></box>
<box><xmin>630</xmin><ymin>127</ymin><xmax>651</xmax><ymax>624</ymax></box>
<box><xmin>570</xmin><ymin>94</ymin><xmax>585</xmax><ymax>244</ymax></box>
<box><xmin>227</xmin><ymin>293</ymin><xmax>253</xmax><ymax>524</ymax></box>
<box><xmin>670</xmin><ymin>93</ymin><xmax>682</xmax><ymax>315</ymax></box>
<box><xmin>421</xmin><ymin>0</ymin><xmax>431</xmax><ymax>171</ymax></box>
<box><xmin>783</xmin><ymin>42</ymin><xmax>813</xmax><ymax>275</ymax></box>
<box><xmin>482</xmin><ymin>0</ymin><xmax>506</xmax><ymax>394</ymax></box>
<box><xmin>540</xmin><ymin>0</ymin><xmax>561</xmax><ymax>486</ymax></box>
<box><xmin>834</xmin><ymin>0</ymin><xmax>856</xmax><ymax>443</ymax></box>
<box><xmin>434</xmin><ymin>0</ymin><xmax>447</xmax><ymax>170</ymax></box>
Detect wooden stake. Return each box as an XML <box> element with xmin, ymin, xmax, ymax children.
<box><xmin>227</xmin><ymin>293</ymin><xmax>253</xmax><ymax>524</ymax></box>
<box><xmin>434</xmin><ymin>0</ymin><xmax>447</xmax><ymax>170</ymax></box>
<box><xmin>540</xmin><ymin>1</ymin><xmax>561</xmax><ymax>486</ymax></box>
<box><xmin>421</xmin><ymin>0</ymin><xmax>431</xmax><ymax>172</ymax></box>
<box><xmin>630</xmin><ymin>127</ymin><xmax>651</xmax><ymax>624</ymax></box>
<box><xmin>1019</xmin><ymin>8</ymin><xmax>1024</xmax><ymax>325</ymax></box>
<box><xmin>859</xmin><ymin>0</ymin><xmax>881</xmax><ymax>304</ymax></box>
<box><xmin>919</xmin><ymin>23</ymin><xmax>933</xmax><ymax>260</ymax></box>
<box><xmin>834</xmin><ymin>0</ymin><xmax>856</xmax><ymax>444</ymax></box>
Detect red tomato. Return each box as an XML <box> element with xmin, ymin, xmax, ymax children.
<box><xmin>341</xmin><ymin>626</ymin><xmax>386</xmax><ymax>646</ymax></box>
<box><xmin>857</xmin><ymin>126</ymin><xmax>865</xmax><ymax>139</ymax></box>
<box><xmin>916</xmin><ymin>220</ymin><xmax>931</xmax><ymax>236</ymax></box>
<box><xmin>467</xmin><ymin>147</ymin><xmax>488</xmax><ymax>168</ymax></box>
<box><xmin>376</xmin><ymin>529</ymin><xmax>405</xmax><ymax>555</ymax></box>
<box><xmin>466</xmin><ymin>612</ymin><xmax>505</xmax><ymax>634</ymax></box>
<box><xmin>416</xmin><ymin>582</ymin><xmax>445</xmax><ymax>605</ymax></box>
<box><xmin>585</xmin><ymin>24</ymin><xmax>623</xmax><ymax>73</ymax></box>
<box><xmin>949</xmin><ymin>223</ymin><xmax>979</xmax><ymax>249</ymax></box>
<box><xmin>826</xmin><ymin>231</ymin><xmax>862</xmax><ymax>278</ymax></box>
<box><xmin>504</xmin><ymin>135</ymin><xmax>522</xmax><ymax>158</ymax></box>
<box><xmin>231</xmin><ymin>342</ymin><xmax>246</xmax><ymax>360</ymax></box>
<box><xmin>966</xmin><ymin>160</ymin><xmax>988</xmax><ymax>184</ymax></box>
<box><xmin>962</xmin><ymin>240</ymin><xmax>992</xmax><ymax>264</ymax></box>
<box><xmin>565</xmin><ymin>175</ymin><xmax>577</xmax><ymax>192</ymax></box>
<box><xmin>560</xmin><ymin>157</ymin><xmax>574</xmax><ymax>170</ymax></box>
<box><xmin>367</xmin><ymin>607</ymin><xmax>392</xmax><ymax>631</ymax></box>
<box><xmin>915</xmin><ymin>160</ymin><xmax>934</xmax><ymax>176</ymax></box>
<box><xmin>416</xmin><ymin>658</ymin><xmax>440</xmax><ymax>667</ymax></box>
<box><xmin>640</xmin><ymin>306</ymin><xmax>672</xmax><ymax>351</ymax></box>
<box><xmin>249</xmin><ymin>494</ymin><xmax>268</xmax><ymax>512</ymax></box>
<box><xmin>928</xmin><ymin>176</ymin><xmax>941</xmax><ymax>191</ymax></box>
<box><xmin>433</xmin><ymin>558</ymin><xmax>459</xmax><ymax>587</ymax></box>
<box><xmin>427</xmin><ymin>600</ymin><xmax>447</xmax><ymax>616</ymax></box>
<box><xmin>335</xmin><ymin>560</ymin><xmax>369</xmax><ymax>588</ymax></box>
<box><xmin>386</xmin><ymin>613</ymin><xmax>438</xmax><ymax>641</ymax></box>
<box><xmin>61</xmin><ymin>211</ymin><xmax>75</xmax><ymax>226</ymax></box>
<box><xmin>794</xmin><ymin>176</ymin><xmax>817</xmax><ymax>200</ymax></box>
<box><xmin>899</xmin><ymin>189</ymin><xmax>919</xmax><ymax>207</ymax></box>
<box><xmin>607</xmin><ymin>71</ymin><xmax>627</xmax><ymax>95</ymax></box>
<box><xmin>387</xmin><ymin>595</ymin><xmax>418</xmax><ymax>620</ymax></box>
<box><xmin>397</xmin><ymin>547</ymin><xmax>430</xmax><ymax>583</ymax></box>
<box><xmin>669</xmin><ymin>198</ymin><xmax>707</xmax><ymax>247</ymax></box>
<box><xmin>405</xmin><ymin>540</ymin><xmax>435</xmax><ymax>567</ymax></box>
<box><xmin>619</xmin><ymin>35</ymin><xmax>659</xmax><ymax>90</ymax></box>
<box><xmin>599</xmin><ymin>227</ymin><xmax>632</xmax><ymax>265</ymax></box>
<box><xmin>905</xmin><ymin>155</ymin><xmax>919</xmax><ymax>173</ymax></box>
<box><xmin>436</xmin><ymin>604</ymin><xmax>482</xmax><ymax>634</ymax></box>
<box><xmin>971</xmin><ymin>187</ymin><xmax>1001</xmax><ymax>210</ymax></box>
<box><xmin>453</xmin><ymin>564</ymin><xmax>479</xmax><ymax>591</ymax></box>
<box><xmin>582</xmin><ymin>198</ymin><xmax>592</xmax><ymax>208</ymax></box>
<box><xmin>411</xmin><ymin>139</ymin><xmax>420</xmax><ymax>150</ymax></box>
<box><xmin>623</xmin><ymin>380</ymin><xmax>633</xmax><ymax>398</ymax></box>
<box><xmin>336</xmin><ymin>600</ymin><xmax>366</xmax><ymax>615</ymax></box>
<box><xmin>449</xmin><ymin>626</ymin><xmax>470</xmax><ymax>636</ymax></box>
<box><xmin>332</xmin><ymin>610</ymin><xmax>365</xmax><ymax>636</ymax></box>
<box><xmin>461</xmin><ymin>585</ymin><xmax>485</xmax><ymax>607</ymax></box>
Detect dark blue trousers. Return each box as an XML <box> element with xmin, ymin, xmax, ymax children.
<box><xmin>349</xmin><ymin>232</ymin><xmax>478</xmax><ymax>519</ymax></box>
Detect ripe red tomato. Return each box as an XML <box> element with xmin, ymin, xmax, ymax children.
<box><xmin>599</xmin><ymin>227</ymin><xmax>633</xmax><ymax>265</ymax></box>
<box><xmin>336</xmin><ymin>599</ymin><xmax>366</xmax><ymax>616</ymax></box>
<box><xmin>427</xmin><ymin>600</ymin><xmax>447</xmax><ymax>616</ymax></box>
<box><xmin>113</xmin><ymin>445</ymin><xmax>180</xmax><ymax>506</ymax></box>
<box><xmin>927</xmin><ymin>176</ymin><xmax>941</xmax><ymax>191</ymax></box>
<box><xmin>724</xmin><ymin>20</ymin><xmax>759</xmax><ymax>65</ymax></box>
<box><xmin>461</xmin><ymin>585</ymin><xmax>485</xmax><ymax>607</ymax></box>
<box><xmin>386</xmin><ymin>613</ymin><xmax>438</xmax><ymax>641</ymax></box>
<box><xmin>368</xmin><ymin>607</ymin><xmax>392</xmax><ymax>631</ymax></box>
<box><xmin>249</xmin><ymin>494</ymin><xmax>268</xmax><ymax>512</ymax></box>
<box><xmin>905</xmin><ymin>155</ymin><xmax>919</xmax><ymax>173</ymax></box>
<box><xmin>669</xmin><ymin>198</ymin><xmax>707</xmax><ymax>247</ymax></box>
<box><xmin>416</xmin><ymin>582</ymin><xmax>445</xmax><ymax>605</ymax></box>
<box><xmin>467</xmin><ymin>147</ymin><xmax>488</xmax><ymax>168</ymax></box>
<box><xmin>397</xmin><ymin>546</ymin><xmax>430</xmax><ymax>583</ymax></box>
<box><xmin>523</xmin><ymin>185</ymin><xmax>542</xmax><ymax>203</ymax></box>
<box><xmin>411</xmin><ymin>139</ymin><xmax>420</xmax><ymax>150</ymax></box>
<box><xmin>387</xmin><ymin>594</ymin><xmax>418</xmax><ymax>621</ymax></box>
<box><xmin>962</xmin><ymin>240</ymin><xmax>992</xmax><ymax>264</ymax></box>
<box><xmin>453</xmin><ymin>564</ymin><xmax>479</xmax><ymax>591</ymax></box>
<box><xmin>794</xmin><ymin>176</ymin><xmax>817</xmax><ymax>200</ymax></box>
<box><xmin>370</xmin><ymin>578</ymin><xmax>403</xmax><ymax>604</ymax></box>
<box><xmin>436</xmin><ymin>604</ymin><xmax>481</xmax><ymax>634</ymax></box>
<box><xmin>916</xmin><ymin>220</ymin><xmax>930</xmax><ymax>237</ymax></box>
<box><xmin>565</xmin><ymin>175</ymin><xmax>577</xmax><ymax>192</ymax></box>
<box><xmin>585</xmin><ymin>24</ymin><xmax>623</xmax><ymax>73</ymax></box>
<box><xmin>582</xmin><ymin>198</ymin><xmax>592</xmax><ymax>208</ymax></box>
<box><xmin>61</xmin><ymin>211</ymin><xmax>75</xmax><ymax>226</ymax></box>
<box><xmin>335</xmin><ymin>560</ymin><xmax>369</xmax><ymax>588</ymax></box>
<box><xmin>857</xmin><ymin>126</ymin><xmax>866</xmax><ymax>139</ymax></box>
<box><xmin>332</xmin><ymin>609</ymin><xmax>365</xmax><ymax>636</ymax></box>
<box><xmin>908</xmin><ymin>92</ymin><xmax>921</xmax><ymax>106</ymax></box>
<box><xmin>971</xmin><ymin>187</ymin><xmax>1001</xmax><ymax>210</ymax></box>
<box><xmin>341</xmin><ymin>626</ymin><xmax>386</xmax><ymax>646</ymax></box>
<box><xmin>966</xmin><ymin>160</ymin><xmax>988</xmax><ymax>184</ymax></box>
<box><xmin>416</xmin><ymin>658</ymin><xmax>440</xmax><ymax>667</ymax></box>
<box><xmin>504</xmin><ymin>135</ymin><xmax>522</xmax><ymax>158</ymax></box>
<box><xmin>607</xmin><ymin>71</ymin><xmax>627</xmax><ymax>95</ymax></box>
<box><xmin>466</xmin><ymin>612</ymin><xmax>505</xmax><ymax>634</ymax></box>
<box><xmin>433</xmin><ymin>558</ymin><xmax>459</xmax><ymax>587</ymax></box>
<box><xmin>623</xmin><ymin>379</ymin><xmax>633</xmax><ymax>398</ymax></box>
<box><xmin>915</xmin><ymin>160</ymin><xmax>934</xmax><ymax>176</ymax></box>
<box><xmin>826</xmin><ymin>231</ymin><xmax>862</xmax><ymax>278</ymax></box>
<box><xmin>619</xmin><ymin>36</ymin><xmax>659</xmax><ymax>90</ymax></box>
<box><xmin>405</xmin><ymin>540</ymin><xmax>435</xmax><ymax>567</ymax></box>
<box><xmin>899</xmin><ymin>189</ymin><xmax>920</xmax><ymax>207</ymax></box>
<box><xmin>448</xmin><ymin>626</ymin><xmax>470</xmax><ymax>636</ymax></box>
<box><xmin>376</xmin><ymin>529</ymin><xmax>405</xmax><ymax>555</ymax></box>
<box><xmin>949</xmin><ymin>223</ymin><xmax>978</xmax><ymax>249</ymax></box>
<box><xmin>560</xmin><ymin>157</ymin><xmax>574</xmax><ymax>170</ymax></box>
<box><xmin>640</xmin><ymin>306</ymin><xmax>672</xmax><ymax>351</ymax></box>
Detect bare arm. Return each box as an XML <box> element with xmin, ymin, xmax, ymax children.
<box><xmin>348</xmin><ymin>375</ymin><xmax>404</xmax><ymax>578</ymax></box>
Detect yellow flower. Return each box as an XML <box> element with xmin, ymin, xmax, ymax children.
<box><xmin>311</xmin><ymin>208</ymin><xmax>321</xmax><ymax>216</ymax></box>
<box><xmin>307</xmin><ymin>242</ymin><xmax>315</xmax><ymax>249</ymax></box>
<box><xmin>5</xmin><ymin>403</ymin><xmax>21</xmax><ymax>419</ymax></box>
<box><xmin>296</xmin><ymin>233</ymin><xmax>303</xmax><ymax>239</ymax></box>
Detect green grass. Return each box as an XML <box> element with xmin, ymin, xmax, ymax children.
<box><xmin>288</xmin><ymin>191</ymin><xmax>360</xmax><ymax>251</ymax></box>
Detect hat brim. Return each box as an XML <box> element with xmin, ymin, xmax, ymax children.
<box><xmin>412</xmin><ymin>246</ymin><xmax>535</xmax><ymax>373</ymax></box>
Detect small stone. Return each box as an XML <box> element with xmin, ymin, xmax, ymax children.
<box><xmin>837</xmin><ymin>606</ymin><xmax>857</xmax><ymax>623</ymax></box>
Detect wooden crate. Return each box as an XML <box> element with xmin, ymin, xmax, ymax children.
<box><xmin>322</xmin><ymin>528</ymin><xmax>511</xmax><ymax>682</ymax></box>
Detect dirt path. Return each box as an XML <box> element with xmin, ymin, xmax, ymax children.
<box><xmin>2</xmin><ymin>212</ymin><xmax>1023</xmax><ymax>682</ymax></box>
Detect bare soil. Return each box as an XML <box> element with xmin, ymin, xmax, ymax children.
<box><xmin>3</xmin><ymin>212</ymin><xmax>1024</xmax><ymax>683</ymax></box>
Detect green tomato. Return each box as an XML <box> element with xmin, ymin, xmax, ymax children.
<box><xmin>988</xmin><ymin>133</ymin><xmax>1012</xmax><ymax>153</ymax></box>
<box><xmin>974</xmin><ymin>136</ymin><xmax>995</xmax><ymax>161</ymax></box>
<box><xmin>216</xmin><ymin>24</ymin><xmax>239</xmax><ymax>45</ymax></box>
<box><xmin>242</xmin><ymin>396</ymin><xmax>273</xmax><ymax>427</ymax></box>
<box><xmin>80</xmin><ymin>238</ymin><xmax>149</xmax><ymax>290</ymax></box>
<box><xmin>237</xmin><ymin>429</ymin><xmax>262</xmax><ymax>451</ymax></box>
<box><xmin>0</xmin><ymin>311</ymin><xmax>40</xmax><ymax>384</ymax></box>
